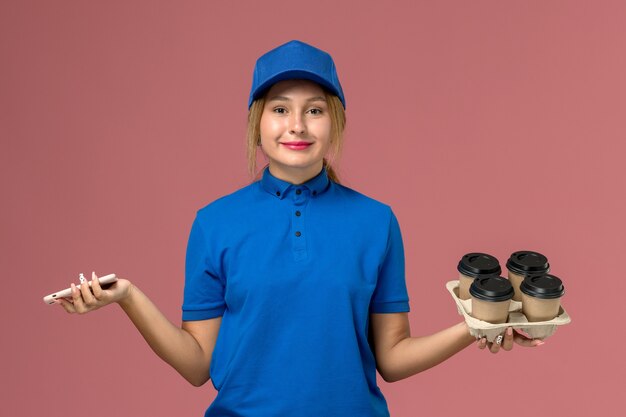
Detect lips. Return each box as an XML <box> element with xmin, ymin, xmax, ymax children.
<box><xmin>281</xmin><ymin>141</ymin><xmax>313</xmax><ymax>150</ymax></box>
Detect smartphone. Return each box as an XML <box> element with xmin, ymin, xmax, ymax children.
<box><xmin>43</xmin><ymin>273</ymin><xmax>117</xmax><ymax>305</ymax></box>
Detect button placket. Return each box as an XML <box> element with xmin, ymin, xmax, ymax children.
<box><xmin>291</xmin><ymin>188</ymin><xmax>308</xmax><ymax>260</ymax></box>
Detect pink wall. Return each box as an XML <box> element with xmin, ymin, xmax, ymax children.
<box><xmin>2</xmin><ymin>1</ymin><xmax>624</xmax><ymax>416</ymax></box>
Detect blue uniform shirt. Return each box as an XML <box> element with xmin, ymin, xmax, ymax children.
<box><xmin>183</xmin><ymin>167</ymin><xmax>410</xmax><ymax>417</ymax></box>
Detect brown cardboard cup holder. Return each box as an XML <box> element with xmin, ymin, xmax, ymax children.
<box><xmin>447</xmin><ymin>280</ymin><xmax>571</xmax><ymax>342</ymax></box>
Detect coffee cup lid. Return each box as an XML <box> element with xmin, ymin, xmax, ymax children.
<box><xmin>457</xmin><ymin>253</ymin><xmax>502</xmax><ymax>278</ymax></box>
<box><xmin>520</xmin><ymin>274</ymin><xmax>565</xmax><ymax>299</ymax></box>
<box><xmin>506</xmin><ymin>251</ymin><xmax>550</xmax><ymax>276</ymax></box>
<box><xmin>469</xmin><ymin>276</ymin><xmax>514</xmax><ymax>302</ymax></box>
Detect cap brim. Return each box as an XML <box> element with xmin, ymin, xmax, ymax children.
<box><xmin>249</xmin><ymin>69</ymin><xmax>343</xmax><ymax>108</ymax></box>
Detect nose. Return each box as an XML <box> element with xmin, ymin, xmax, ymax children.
<box><xmin>288</xmin><ymin>112</ymin><xmax>306</xmax><ymax>135</ymax></box>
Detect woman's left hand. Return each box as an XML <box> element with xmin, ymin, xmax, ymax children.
<box><xmin>477</xmin><ymin>327</ymin><xmax>544</xmax><ymax>353</ymax></box>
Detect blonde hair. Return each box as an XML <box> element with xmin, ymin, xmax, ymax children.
<box><xmin>246</xmin><ymin>91</ymin><xmax>346</xmax><ymax>183</ymax></box>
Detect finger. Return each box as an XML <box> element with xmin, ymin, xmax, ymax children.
<box><xmin>56</xmin><ymin>298</ymin><xmax>77</xmax><ymax>314</ymax></box>
<box><xmin>502</xmin><ymin>327</ymin><xmax>514</xmax><ymax>351</ymax></box>
<box><xmin>512</xmin><ymin>329</ymin><xmax>545</xmax><ymax>347</ymax></box>
<box><xmin>488</xmin><ymin>339</ymin><xmax>501</xmax><ymax>354</ymax></box>
<box><xmin>477</xmin><ymin>337</ymin><xmax>487</xmax><ymax>350</ymax></box>
<box><xmin>71</xmin><ymin>283</ymin><xmax>87</xmax><ymax>313</ymax></box>
<box><xmin>90</xmin><ymin>271</ymin><xmax>103</xmax><ymax>299</ymax></box>
<box><xmin>513</xmin><ymin>333</ymin><xmax>545</xmax><ymax>347</ymax></box>
<box><xmin>79</xmin><ymin>279</ymin><xmax>97</xmax><ymax>307</ymax></box>
<box><xmin>514</xmin><ymin>328</ymin><xmax>532</xmax><ymax>339</ymax></box>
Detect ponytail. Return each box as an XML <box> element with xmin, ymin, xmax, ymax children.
<box><xmin>323</xmin><ymin>159</ymin><xmax>340</xmax><ymax>184</ymax></box>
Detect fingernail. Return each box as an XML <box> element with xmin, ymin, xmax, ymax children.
<box><xmin>535</xmin><ymin>340</ymin><xmax>545</xmax><ymax>346</ymax></box>
<box><xmin>507</xmin><ymin>327</ymin><xmax>513</xmax><ymax>336</ymax></box>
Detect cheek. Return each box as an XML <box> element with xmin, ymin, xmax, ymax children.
<box><xmin>317</xmin><ymin>120</ymin><xmax>333</xmax><ymax>143</ymax></box>
<box><xmin>260</xmin><ymin>115</ymin><xmax>283</xmax><ymax>139</ymax></box>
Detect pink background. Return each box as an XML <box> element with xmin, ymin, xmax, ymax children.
<box><xmin>2</xmin><ymin>1</ymin><xmax>624</xmax><ymax>416</ymax></box>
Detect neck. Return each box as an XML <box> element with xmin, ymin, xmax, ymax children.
<box><xmin>268</xmin><ymin>162</ymin><xmax>323</xmax><ymax>185</ymax></box>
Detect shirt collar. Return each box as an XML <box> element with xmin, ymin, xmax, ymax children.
<box><xmin>260</xmin><ymin>166</ymin><xmax>330</xmax><ymax>199</ymax></box>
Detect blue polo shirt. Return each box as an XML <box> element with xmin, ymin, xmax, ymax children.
<box><xmin>183</xmin><ymin>167</ymin><xmax>410</xmax><ymax>417</ymax></box>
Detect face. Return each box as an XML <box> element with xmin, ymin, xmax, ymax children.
<box><xmin>259</xmin><ymin>79</ymin><xmax>332</xmax><ymax>184</ymax></box>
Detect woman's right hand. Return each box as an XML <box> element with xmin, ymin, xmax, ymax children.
<box><xmin>56</xmin><ymin>272</ymin><xmax>133</xmax><ymax>314</ymax></box>
<box><xmin>55</xmin><ymin>271</ymin><xmax>220</xmax><ymax>386</ymax></box>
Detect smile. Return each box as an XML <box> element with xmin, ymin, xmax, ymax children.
<box><xmin>281</xmin><ymin>142</ymin><xmax>313</xmax><ymax>151</ymax></box>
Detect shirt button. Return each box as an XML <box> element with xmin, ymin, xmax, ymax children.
<box><xmin>295</xmin><ymin>231</ymin><xmax>301</xmax><ymax>237</ymax></box>
<box><xmin>276</xmin><ymin>191</ymin><xmax>281</xmax><ymax>196</ymax></box>
<box><xmin>295</xmin><ymin>211</ymin><xmax>301</xmax><ymax>217</ymax></box>
<box><xmin>295</xmin><ymin>189</ymin><xmax>302</xmax><ymax>195</ymax></box>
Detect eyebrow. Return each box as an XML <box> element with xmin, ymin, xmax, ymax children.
<box><xmin>267</xmin><ymin>95</ymin><xmax>327</xmax><ymax>103</ymax></box>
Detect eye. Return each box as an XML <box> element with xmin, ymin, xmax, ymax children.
<box><xmin>272</xmin><ymin>107</ymin><xmax>287</xmax><ymax>114</ymax></box>
<box><xmin>308</xmin><ymin>108</ymin><xmax>323</xmax><ymax>115</ymax></box>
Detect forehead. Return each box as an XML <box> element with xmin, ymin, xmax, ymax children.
<box><xmin>265</xmin><ymin>79</ymin><xmax>326</xmax><ymax>99</ymax></box>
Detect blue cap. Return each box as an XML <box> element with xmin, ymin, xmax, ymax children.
<box><xmin>248</xmin><ymin>40</ymin><xmax>345</xmax><ymax>109</ymax></box>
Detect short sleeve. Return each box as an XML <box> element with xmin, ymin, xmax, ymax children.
<box><xmin>181</xmin><ymin>213</ymin><xmax>226</xmax><ymax>321</ymax></box>
<box><xmin>369</xmin><ymin>210</ymin><xmax>410</xmax><ymax>314</ymax></box>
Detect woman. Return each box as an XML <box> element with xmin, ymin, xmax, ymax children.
<box><xmin>57</xmin><ymin>40</ymin><xmax>541</xmax><ymax>416</ymax></box>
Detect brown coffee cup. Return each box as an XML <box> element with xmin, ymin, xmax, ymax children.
<box><xmin>457</xmin><ymin>253</ymin><xmax>501</xmax><ymax>300</ymax></box>
<box><xmin>506</xmin><ymin>251</ymin><xmax>550</xmax><ymax>301</ymax></box>
<box><xmin>469</xmin><ymin>276</ymin><xmax>514</xmax><ymax>324</ymax></box>
<box><xmin>520</xmin><ymin>274</ymin><xmax>565</xmax><ymax>322</ymax></box>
